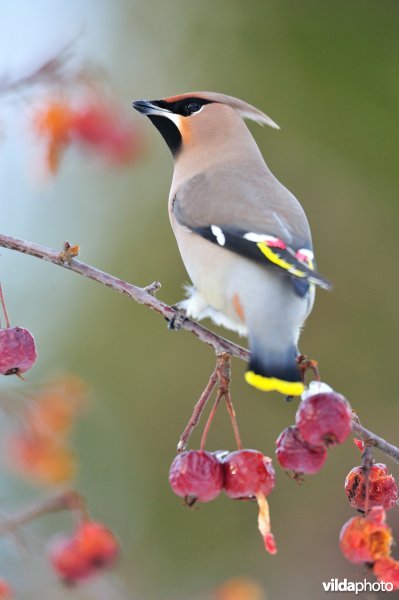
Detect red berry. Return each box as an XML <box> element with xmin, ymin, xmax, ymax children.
<box><xmin>0</xmin><ymin>327</ymin><xmax>37</xmax><ymax>376</ymax></box>
<box><xmin>296</xmin><ymin>390</ymin><xmax>352</xmax><ymax>446</ymax></box>
<box><xmin>339</xmin><ymin>506</ymin><xmax>392</xmax><ymax>564</ymax></box>
<box><xmin>74</xmin><ymin>521</ymin><xmax>119</xmax><ymax>570</ymax></box>
<box><xmin>345</xmin><ymin>463</ymin><xmax>398</xmax><ymax>511</ymax></box>
<box><xmin>49</xmin><ymin>535</ymin><xmax>90</xmax><ymax>583</ymax></box>
<box><xmin>0</xmin><ymin>578</ymin><xmax>13</xmax><ymax>599</ymax></box>
<box><xmin>222</xmin><ymin>450</ymin><xmax>275</xmax><ymax>499</ymax></box>
<box><xmin>49</xmin><ymin>521</ymin><xmax>118</xmax><ymax>584</ymax></box>
<box><xmin>275</xmin><ymin>426</ymin><xmax>327</xmax><ymax>475</ymax></box>
<box><xmin>169</xmin><ymin>450</ymin><xmax>223</xmax><ymax>504</ymax></box>
<box><xmin>73</xmin><ymin>104</ymin><xmax>139</xmax><ymax>164</ymax></box>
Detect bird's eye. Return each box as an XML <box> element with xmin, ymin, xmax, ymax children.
<box><xmin>186</xmin><ymin>102</ymin><xmax>201</xmax><ymax>114</ymax></box>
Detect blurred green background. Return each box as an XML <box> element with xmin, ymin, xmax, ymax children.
<box><xmin>1</xmin><ymin>1</ymin><xmax>399</xmax><ymax>598</ymax></box>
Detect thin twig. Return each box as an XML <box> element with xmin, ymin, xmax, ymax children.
<box><xmin>1</xmin><ymin>234</ymin><xmax>399</xmax><ymax>465</ymax></box>
<box><xmin>0</xmin><ymin>35</ymin><xmax>79</xmax><ymax>96</ymax></box>
<box><xmin>351</xmin><ymin>419</ymin><xmax>399</xmax><ymax>465</ymax></box>
<box><xmin>0</xmin><ymin>490</ymin><xmax>87</xmax><ymax>538</ymax></box>
<box><xmin>0</xmin><ymin>234</ymin><xmax>249</xmax><ymax>361</ymax></box>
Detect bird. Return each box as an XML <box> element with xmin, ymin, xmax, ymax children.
<box><xmin>133</xmin><ymin>92</ymin><xmax>330</xmax><ymax>396</ymax></box>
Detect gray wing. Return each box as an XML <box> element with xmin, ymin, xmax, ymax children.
<box><xmin>172</xmin><ymin>169</ymin><xmax>331</xmax><ymax>292</ymax></box>
<box><xmin>172</xmin><ymin>168</ymin><xmax>311</xmax><ymax>248</ymax></box>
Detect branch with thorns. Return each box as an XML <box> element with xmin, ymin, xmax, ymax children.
<box><xmin>0</xmin><ymin>233</ymin><xmax>399</xmax><ymax>469</ymax></box>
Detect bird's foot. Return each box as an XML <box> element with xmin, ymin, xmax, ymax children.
<box><xmin>296</xmin><ymin>354</ymin><xmax>320</xmax><ymax>383</ymax></box>
<box><xmin>167</xmin><ymin>305</ymin><xmax>187</xmax><ymax>331</ymax></box>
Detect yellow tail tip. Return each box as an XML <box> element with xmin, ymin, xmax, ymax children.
<box><xmin>245</xmin><ymin>371</ymin><xmax>304</xmax><ymax>396</ymax></box>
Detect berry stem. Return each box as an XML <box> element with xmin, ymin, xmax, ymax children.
<box><xmin>361</xmin><ymin>444</ymin><xmax>374</xmax><ymax>515</ymax></box>
<box><xmin>177</xmin><ymin>366</ymin><xmax>219</xmax><ymax>452</ymax></box>
<box><xmin>224</xmin><ymin>392</ymin><xmax>242</xmax><ymax>450</ymax></box>
<box><xmin>200</xmin><ymin>388</ymin><xmax>223</xmax><ymax>451</ymax></box>
<box><xmin>0</xmin><ymin>284</ymin><xmax>11</xmax><ymax>328</ymax></box>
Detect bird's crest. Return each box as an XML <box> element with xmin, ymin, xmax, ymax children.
<box><xmin>163</xmin><ymin>91</ymin><xmax>280</xmax><ymax>129</ymax></box>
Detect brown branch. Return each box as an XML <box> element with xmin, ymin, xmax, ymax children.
<box><xmin>351</xmin><ymin>419</ymin><xmax>399</xmax><ymax>465</ymax></box>
<box><xmin>0</xmin><ymin>36</ymin><xmax>79</xmax><ymax>96</ymax></box>
<box><xmin>0</xmin><ymin>490</ymin><xmax>87</xmax><ymax>538</ymax></box>
<box><xmin>1</xmin><ymin>233</ymin><xmax>399</xmax><ymax>465</ymax></box>
<box><xmin>0</xmin><ymin>234</ymin><xmax>249</xmax><ymax>361</ymax></box>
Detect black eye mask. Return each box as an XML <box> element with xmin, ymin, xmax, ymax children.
<box><xmin>152</xmin><ymin>97</ymin><xmax>213</xmax><ymax>117</ymax></box>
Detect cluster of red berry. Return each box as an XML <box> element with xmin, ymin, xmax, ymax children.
<box><xmin>168</xmin><ymin>381</ymin><xmax>354</xmax><ymax>554</ymax></box>
<box><xmin>34</xmin><ymin>98</ymin><xmax>142</xmax><ymax>175</ymax></box>
<box><xmin>275</xmin><ymin>382</ymin><xmax>352</xmax><ymax>476</ymax></box>
<box><xmin>169</xmin><ymin>448</ymin><xmax>277</xmax><ymax>553</ymax></box>
<box><xmin>48</xmin><ymin>520</ymin><xmax>119</xmax><ymax>585</ymax></box>
<box><xmin>340</xmin><ymin>453</ymin><xmax>399</xmax><ymax>589</ymax></box>
<box><xmin>7</xmin><ymin>376</ymin><xmax>88</xmax><ymax>485</ymax></box>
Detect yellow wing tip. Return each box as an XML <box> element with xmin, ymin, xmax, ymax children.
<box><xmin>245</xmin><ymin>371</ymin><xmax>304</xmax><ymax>396</ymax></box>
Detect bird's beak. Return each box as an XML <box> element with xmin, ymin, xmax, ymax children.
<box><xmin>132</xmin><ymin>100</ymin><xmax>171</xmax><ymax>117</ymax></box>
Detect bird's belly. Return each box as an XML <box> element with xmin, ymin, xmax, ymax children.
<box><xmin>174</xmin><ymin>226</ymin><xmax>233</xmax><ymax>311</ymax></box>
<box><xmin>172</xmin><ymin>219</ymin><xmax>314</xmax><ymax>341</ymax></box>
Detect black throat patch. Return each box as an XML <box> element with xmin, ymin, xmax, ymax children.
<box><xmin>148</xmin><ymin>97</ymin><xmax>214</xmax><ymax>157</ymax></box>
<box><xmin>148</xmin><ymin>115</ymin><xmax>182</xmax><ymax>157</ymax></box>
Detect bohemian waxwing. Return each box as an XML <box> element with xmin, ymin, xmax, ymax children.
<box><xmin>133</xmin><ymin>92</ymin><xmax>331</xmax><ymax>396</ymax></box>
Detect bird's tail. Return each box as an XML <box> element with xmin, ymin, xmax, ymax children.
<box><xmin>245</xmin><ymin>343</ymin><xmax>304</xmax><ymax>396</ymax></box>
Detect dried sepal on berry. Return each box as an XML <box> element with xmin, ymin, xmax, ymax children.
<box><xmin>256</xmin><ymin>492</ymin><xmax>277</xmax><ymax>555</ymax></box>
<box><xmin>339</xmin><ymin>506</ymin><xmax>392</xmax><ymax>564</ymax></box>
<box><xmin>374</xmin><ymin>556</ymin><xmax>399</xmax><ymax>591</ymax></box>
<box><xmin>345</xmin><ymin>464</ymin><xmax>398</xmax><ymax>512</ymax></box>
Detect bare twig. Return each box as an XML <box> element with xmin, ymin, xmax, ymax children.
<box><xmin>0</xmin><ymin>234</ymin><xmax>249</xmax><ymax>361</ymax></box>
<box><xmin>0</xmin><ymin>490</ymin><xmax>87</xmax><ymax>538</ymax></box>
<box><xmin>351</xmin><ymin>419</ymin><xmax>399</xmax><ymax>465</ymax></box>
<box><xmin>0</xmin><ymin>36</ymin><xmax>79</xmax><ymax>96</ymax></box>
<box><xmin>1</xmin><ymin>233</ymin><xmax>399</xmax><ymax>465</ymax></box>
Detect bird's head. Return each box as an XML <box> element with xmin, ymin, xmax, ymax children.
<box><xmin>133</xmin><ymin>92</ymin><xmax>279</xmax><ymax>158</ymax></box>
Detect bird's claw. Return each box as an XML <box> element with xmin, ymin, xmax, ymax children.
<box><xmin>167</xmin><ymin>306</ymin><xmax>187</xmax><ymax>330</ymax></box>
